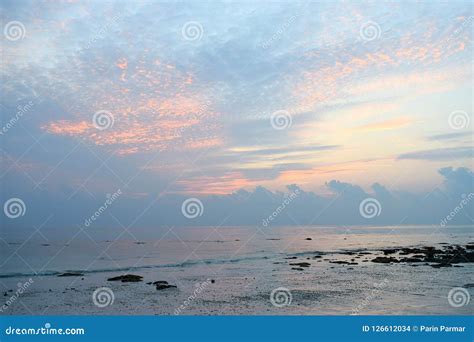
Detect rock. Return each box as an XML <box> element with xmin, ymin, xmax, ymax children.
<box><xmin>371</xmin><ymin>257</ymin><xmax>398</xmax><ymax>264</ymax></box>
<box><xmin>430</xmin><ymin>263</ymin><xmax>452</xmax><ymax>268</ymax></box>
<box><xmin>292</xmin><ymin>267</ymin><xmax>304</xmax><ymax>271</ymax></box>
<box><xmin>382</xmin><ymin>249</ymin><xmax>398</xmax><ymax>255</ymax></box>
<box><xmin>284</xmin><ymin>256</ymin><xmax>297</xmax><ymax>259</ymax></box>
<box><xmin>155</xmin><ymin>283</ymin><xmax>177</xmax><ymax>290</ymax></box>
<box><xmin>304</xmin><ymin>238</ymin><xmax>312</xmax><ymax>240</ymax></box>
<box><xmin>289</xmin><ymin>262</ymin><xmax>311</xmax><ymax>267</ymax></box>
<box><xmin>329</xmin><ymin>260</ymin><xmax>357</xmax><ymax>265</ymax></box>
<box><xmin>211</xmin><ymin>279</ymin><xmax>215</xmax><ymax>284</ymax></box>
<box><xmin>107</xmin><ymin>274</ymin><xmax>143</xmax><ymax>282</ymax></box>
<box><xmin>58</xmin><ymin>272</ymin><xmax>84</xmax><ymax>277</ymax></box>
<box><xmin>399</xmin><ymin>257</ymin><xmax>423</xmax><ymax>263</ymax></box>
<box><xmin>152</xmin><ymin>281</ymin><xmax>169</xmax><ymax>285</ymax></box>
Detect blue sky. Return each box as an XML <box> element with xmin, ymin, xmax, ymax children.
<box><xmin>1</xmin><ymin>1</ymin><xmax>472</xmax><ymax>232</ymax></box>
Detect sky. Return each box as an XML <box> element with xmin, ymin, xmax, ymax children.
<box><xmin>0</xmin><ymin>1</ymin><xmax>473</xmax><ymax>234</ymax></box>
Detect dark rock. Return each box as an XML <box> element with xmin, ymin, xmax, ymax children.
<box><xmin>304</xmin><ymin>238</ymin><xmax>312</xmax><ymax>240</ymax></box>
<box><xmin>155</xmin><ymin>283</ymin><xmax>177</xmax><ymax>290</ymax></box>
<box><xmin>431</xmin><ymin>263</ymin><xmax>452</xmax><ymax>268</ymax></box>
<box><xmin>58</xmin><ymin>272</ymin><xmax>84</xmax><ymax>277</ymax></box>
<box><xmin>289</xmin><ymin>262</ymin><xmax>311</xmax><ymax>267</ymax></box>
<box><xmin>383</xmin><ymin>249</ymin><xmax>398</xmax><ymax>255</ymax></box>
<box><xmin>292</xmin><ymin>267</ymin><xmax>304</xmax><ymax>271</ymax></box>
<box><xmin>399</xmin><ymin>257</ymin><xmax>423</xmax><ymax>263</ymax></box>
<box><xmin>211</xmin><ymin>279</ymin><xmax>215</xmax><ymax>284</ymax></box>
<box><xmin>329</xmin><ymin>260</ymin><xmax>358</xmax><ymax>265</ymax></box>
<box><xmin>372</xmin><ymin>257</ymin><xmax>399</xmax><ymax>263</ymax></box>
<box><xmin>107</xmin><ymin>274</ymin><xmax>143</xmax><ymax>282</ymax></box>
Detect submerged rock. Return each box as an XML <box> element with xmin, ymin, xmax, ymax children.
<box><xmin>155</xmin><ymin>282</ymin><xmax>177</xmax><ymax>290</ymax></box>
<box><xmin>107</xmin><ymin>274</ymin><xmax>143</xmax><ymax>282</ymax></box>
<box><xmin>146</xmin><ymin>280</ymin><xmax>178</xmax><ymax>290</ymax></box>
<box><xmin>329</xmin><ymin>260</ymin><xmax>358</xmax><ymax>265</ymax></box>
<box><xmin>289</xmin><ymin>262</ymin><xmax>311</xmax><ymax>267</ymax></box>
<box><xmin>371</xmin><ymin>257</ymin><xmax>398</xmax><ymax>264</ymax></box>
<box><xmin>58</xmin><ymin>272</ymin><xmax>84</xmax><ymax>277</ymax></box>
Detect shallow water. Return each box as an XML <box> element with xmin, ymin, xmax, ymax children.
<box><xmin>0</xmin><ymin>225</ymin><xmax>472</xmax><ymax>315</ymax></box>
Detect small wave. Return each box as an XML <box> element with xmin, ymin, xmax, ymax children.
<box><xmin>0</xmin><ymin>254</ymin><xmax>270</xmax><ymax>279</ymax></box>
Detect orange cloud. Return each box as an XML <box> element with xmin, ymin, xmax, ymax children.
<box><xmin>43</xmin><ymin>120</ymin><xmax>92</xmax><ymax>135</ymax></box>
<box><xmin>42</xmin><ymin>57</ymin><xmax>222</xmax><ymax>155</ymax></box>
<box><xmin>177</xmin><ymin>172</ymin><xmax>256</xmax><ymax>195</ymax></box>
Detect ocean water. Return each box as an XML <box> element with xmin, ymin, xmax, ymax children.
<box><xmin>0</xmin><ymin>225</ymin><xmax>472</xmax><ymax>315</ymax></box>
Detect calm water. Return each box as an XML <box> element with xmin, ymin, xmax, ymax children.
<box><xmin>1</xmin><ymin>225</ymin><xmax>472</xmax><ymax>277</ymax></box>
<box><xmin>1</xmin><ymin>226</ymin><xmax>472</xmax><ymax>315</ymax></box>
